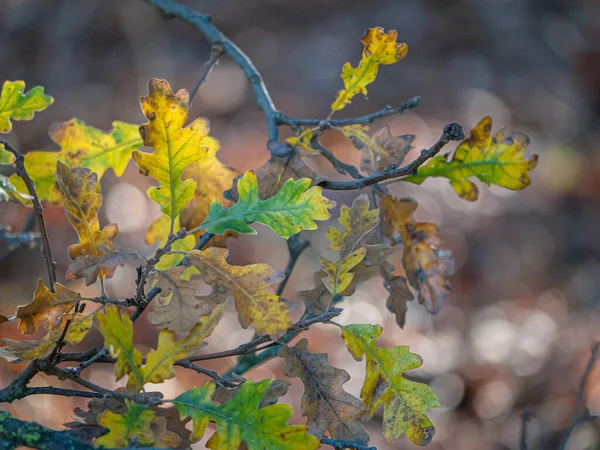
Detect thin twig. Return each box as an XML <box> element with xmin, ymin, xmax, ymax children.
<box><xmin>190</xmin><ymin>43</ymin><xmax>224</xmax><ymax>103</ymax></box>
<box><xmin>316</xmin><ymin>123</ymin><xmax>464</xmax><ymax>191</ymax></box>
<box><xmin>277</xmin><ymin>96</ymin><xmax>421</xmax><ymax>128</ymax></box>
<box><xmin>559</xmin><ymin>342</ymin><xmax>600</xmax><ymax>450</ymax></box>
<box><xmin>276</xmin><ymin>234</ymin><xmax>310</xmax><ymax>296</ymax></box>
<box><xmin>321</xmin><ymin>438</ymin><xmax>377</xmax><ymax>450</ymax></box>
<box><xmin>141</xmin><ymin>0</ymin><xmax>280</xmax><ymax>143</ymax></box>
<box><xmin>312</xmin><ymin>140</ymin><xmax>364</xmax><ymax>179</ymax></box>
<box><xmin>520</xmin><ymin>409</ymin><xmax>533</xmax><ymax>450</ymax></box>
<box><xmin>1</xmin><ymin>141</ymin><xmax>56</xmax><ymax>290</ymax></box>
<box><xmin>177</xmin><ymin>360</ymin><xmax>239</xmax><ymax>387</ymax></box>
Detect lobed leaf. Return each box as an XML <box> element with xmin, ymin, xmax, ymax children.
<box><xmin>132</xmin><ymin>78</ymin><xmax>210</xmax><ymax>220</ymax></box>
<box><xmin>380</xmin><ymin>194</ymin><xmax>454</xmax><ymax>315</ymax></box>
<box><xmin>173</xmin><ymin>379</ymin><xmax>320</xmax><ymax>449</ymax></box>
<box><xmin>55</xmin><ymin>161</ymin><xmax>118</xmax><ymax>262</ymax></box>
<box><xmin>66</xmin><ymin>245</ymin><xmax>143</xmax><ymax>286</ymax></box>
<box><xmin>0</xmin><ymin>312</ymin><xmax>92</xmax><ymax>362</ymax></box>
<box><xmin>279</xmin><ymin>339</ymin><xmax>369</xmax><ymax>443</ymax></box>
<box><xmin>146</xmin><ymin>214</ymin><xmax>197</xmax><ymax>270</ymax></box>
<box><xmin>95</xmin><ymin>401</ymin><xmax>155</xmax><ymax>448</ymax></box>
<box><xmin>403</xmin><ymin>116</ymin><xmax>538</xmax><ymax>200</ymax></box>
<box><xmin>201</xmin><ymin>170</ymin><xmax>334</xmax><ymax>239</ymax></box>
<box><xmin>339</xmin><ymin>323</ymin><xmax>440</xmax><ymax>445</ymax></box>
<box><xmin>9</xmin><ymin>119</ymin><xmax>142</xmax><ymax>204</ymax></box>
<box><xmin>331</xmin><ymin>28</ymin><xmax>407</xmax><ymax>112</ymax></box>
<box><xmin>15</xmin><ymin>279</ymin><xmax>81</xmax><ymax>334</ymax></box>
<box><xmin>340</xmin><ymin>124</ymin><xmax>414</xmax><ymax>175</ymax></box>
<box><xmin>0</xmin><ymin>80</ymin><xmax>53</xmax><ymax>133</ymax></box>
<box><xmin>186</xmin><ymin>248</ymin><xmax>290</xmax><ymax>336</ymax></box>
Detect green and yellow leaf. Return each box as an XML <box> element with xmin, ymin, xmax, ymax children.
<box><xmin>332</xmin><ymin>28</ymin><xmax>407</xmax><ymax>112</ymax></box>
<box><xmin>403</xmin><ymin>116</ymin><xmax>538</xmax><ymax>200</ymax></box>
<box><xmin>9</xmin><ymin>119</ymin><xmax>142</xmax><ymax>204</ymax></box>
<box><xmin>339</xmin><ymin>323</ymin><xmax>440</xmax><ymax>445</ymax></box>
<box><xmin>95</xmin><ymin>401</ymin><xmax>156</xmax><ymax>448</ymax></box>
<box><xmin>173</xmin><ymin>379</ymin><xmax>320</xmax><ymax>449</ymax></box>
<box><xmin>146</xmin><ymin>214</ymin><xmax>197</xmax><ymax>271</ymax></box>
<box><xmin>201</xmin><ymin>170</ymin><xmax>334</xmax><ymax>239</ymax></box>
<box><xmin>132</xmin><ymin>78</ymin><xmax>209</xmax><ymax>220</ymax></box>
<box><xmin>0</xmin><ymin>80</ymin><xmax>53</xmax><ymax>133</ymax></box>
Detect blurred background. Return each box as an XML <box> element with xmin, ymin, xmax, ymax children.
<box><xmin>1</xmin><ymin>0</ymin><xmax>600</xmax><ymax>448</ymax></box>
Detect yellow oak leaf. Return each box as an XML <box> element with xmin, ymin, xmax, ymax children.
<box><xmin>181</xmin><ymin>135</ymin><xmax>237</xmax><ymax>247</ymax></box>
<box><xmin>202</xmin><ymin>170</ymin><xmax>334</xmax><ymax>239</ymax></box>
<box><xmin>15</xmin><ymin>279</ymin><xmax>81</xmax><ymax>334</ymax></box>
<box><xmin>380</xmin><ymin>194</ymin><xmax>454</xmax><ymax>315</ymax></box>
<box><xmin>0</xmin><ymin>312</ymin><xmax>93</xmax><ymax>362</ymax></box>
<box><xmin>187</xmin><ymin>248</ymin><xmax>289</xmax><ymax>337</ymax></box>
<box><xmin>173</xmin><ymin>379</ymin><xmax>320</xmax><ymax>449</ymax></box>
<box><xmin>132</xmin><ymin>78</ymin><xmax>209</xmax><ymax>221</ymax></box>
<box><xmin>279</xmin><ymin>339</ymin><xmax>369</xmax><ymax>443</ymax></box>
<box><xmin>95</xmin><ymin>401</ymin><xmax>156</xmax><ymax>448</ymax></box>
<box><xmin>0</xmin><ymin>80</ymin><xmax>53</xmax><ymax>133</ymax></box>
<box><xmin>55</xmin><ymin>162</ymin><xmax>119</xmax><ymax>275</ymax></box>
<box><xmin>9</xmin><ymin>119</ymin><xmax>142</xmax><ymax>205</ymax></box>
<box><xmin>403</xmin><ymin>116</ymin><xmax>538</xmax><ymax>200</ymax></box>
<box><xmin>147</xmin><ymin>265</ymin><xmax>226</xmax><ymax>333</ymax></box>
<box><xmin>332</xmin><ymin>28</ymin><xmax>407</xmax><ymax>112</ymax></box>
<box><xmin>96</xmin><ymin>306</ymin><xmax>143</xmax><ymax>385</ymax></box>
<box><xmin>340</xmin><ymin>124</ymin><xmax>414</xmax><ymax>175</ymax></box>
<box><xmin>339</xmin><ymin>323</ymin><xmax>440</xmax><ymax>445</ymax></box>
<box><xmin>299</xmin><ymin>194</ymin><xmax>381</xmax><ymax>314</ymax></box>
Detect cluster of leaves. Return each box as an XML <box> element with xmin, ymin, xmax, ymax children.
<box><xmin>0</xmin><ymin>21</ymin><xmax>538</xmax><ymax>450</ymax></box>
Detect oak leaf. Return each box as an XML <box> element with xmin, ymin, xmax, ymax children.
<box><xmin>340</xmin><ymin>125</ymin><xmax>414</xmax><ymax>174</ymax></box>
<box><xmin>279</xmin><ymin>339</ymin><xmax>369</xmax><ymax>443</ymax></box>
<box><xmin>55</xmin><ymin>161</ymin><xmax>119</xmax><ymax>264</ymax></box>
<box><xmin>213</xmin><ymin>378</ymin><xmax>290</xmax><ymax>409</ymax></box>
<box><xmin>380</xmin><ymin>194</ymin><xmax>454</xmax><ymax>314</ymax></box>
<box><xmin>0</xmin><ymin>80</ymin><xmax>53</xmax><ymax>133</ymax></box>
<box><xmin>147</xmin><ymin>265</ymin><xmax>225</xmax><ymax>333</ymax></box>
<box><xmin>66</xmin><ymin>245</ymin><xmax>143</xmax><ymax>286</ymax></box>
<box><xmin>0</xmin><ymin>312</ymin><xmax>92</xmax><ymax>362</ymax></box>
<box><xmin>9</xmin><ymin>119</ymin><xmax>142</xmax><ymax>204</ymax></box>
<box><xmin>15</xmin><ymin>279</ymin><xmax>81</xmax><ymax>334</ymax></box>
<box><xmin>332</xmin><ymin>28</ymin><xmax>407</xmax><ymax>112</ymax></box>
<box><xmin>132</xmin><ymin>78</ymin><xmax>209</xmax><ymax>220</ymax></box>
<box><xmin>339</xmin><ymin>323</ymin><xmax>440</xmax><ymax>445</ymax></box>
<box><xmin>146</xmin><ymin>214</ymin><xmax>197</xmax><ymax>270</ymax></box>
<box><xmin>0</xmin><ymin>174</ymin><xmax>31</xmax><ymax>202</ymax></box>
<box><xmin>95</xmin><ymin>401</ymin><xmax>155</xmax><ymax>448</ymax></box>
<box><xmin>385</xmin><ymin>273</ymin><xmax>413</xmax><ymax>328</ymax></box>
<box><xmin>201</xmin><ymin>170</ymin><xmax>334</xmax><ymax>239</ymax></box>
<box><xmin>187</xmin><ymin>248</ymin><xmax>290</xmax><ymax>336</ymax></box>
<box><xmin>404</xmin><ymin>116</ymin><xmax>538</xmax><ymax>200</ymax></box>
<box><xmin>299</xmin><ymin>194</ymin><xmax>383</xmax><ymax>314</ymax></box>
<box><xmin>181</xmin><ymin>135</ymin><xmax>238</xmax><ymax>247</ymax></box>
<box><xmin>173</xmin><ymin>379</ymin><xmax>320</xmax><ymax>449</ymax></box>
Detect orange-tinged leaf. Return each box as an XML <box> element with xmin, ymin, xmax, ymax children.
<box><xmin>15</xmin><ymin>279</ymin><xmax>81</xmax><ymax>334</ymax></box>
<box><xmin>403</xmin><ymin>116</ymin><xmax>538</xmax><ymax>200</ymax></box>
<box><xmin>181</xmin><ymin>135</ymin><xmax>237</xmax><ymax>247</ymax></box>
<box><xmin>187</xmin><ymin>248</ymin><xmax>289</xmax><ymax>337</ymax></box>
<box><xmin>55</xmin><ymin>161</ymin><xmax>118</xmax><ymax>264</ymax></box>
<box><xmin>0</xmin><ymin>80</ymin><xmax>53</xmax><ymax>133</ymax></box>
<box><xmin>279</xmin><ymin>339</ymin><xmax>369</xmax><ymax>443</ymax></box>
<box><xmin>132</xmin><ymin>78</ymin><xmax>209</xmax><ymax>220</ymax></box>
<box><xmin>95</xmin><ymin>401</ymin><xmax>156</xmax><ymax>448</ymax></box>
<box><xmin>340</xmin><ymin>124</ymin><xmax>414</xmax><ymax>175</ymax></box>
<box><xmin>332</xmin><ymin>28</ymin><xmax>407</xmax><ymax>112</ymax></box>
<box><xmin>66</xmin><ymin>245</ymin><xmax>143</xmax><ymax>286</ymax></box>
<box><xmin>147</xmin><ymin>265</ymin><xmax>226</xmax><ymax>333</ymax></box>
<box><xmin>9</xmin><ymin>119</ymin><xmax>142</xmax><ymax>205</ymax></box>
<box><xmin>173</xmin><ymin>379</ymin><xmax>320</xmax><ymax>449</ymax></box>
<box><xmin>0</xmin><ymin>312</ymin><xmax>93</xmax><ymax>362</ymax></box>
<box><xmin>339</xmin><ymin>323</ymin><xmax>440</xmax><ymax>445</ymax></box>
<box><xmin>380</xmin><ymin>195</ymin><xmax>454</xmax><ymax>314</ymax></box>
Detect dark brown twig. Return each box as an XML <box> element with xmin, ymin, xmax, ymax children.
<box><xmin>1</xmin><ymin>141</ymin><xmax>56</xmax><ymax>290</ymax></box>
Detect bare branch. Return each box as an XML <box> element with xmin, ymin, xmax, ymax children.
<box><xmin>1</xmin><ymin>141</ymin><xmax>56</xmax><ymax>290</ymax></box>
<box><xmin>190</xmin><ymin>43</ymin><xmax>224</xmax><ymax>103</ymax></box>
<box><xmin>316</xmin><ymin>123</ymin><xmax>464</xmax><ymax>191</ymax></box>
